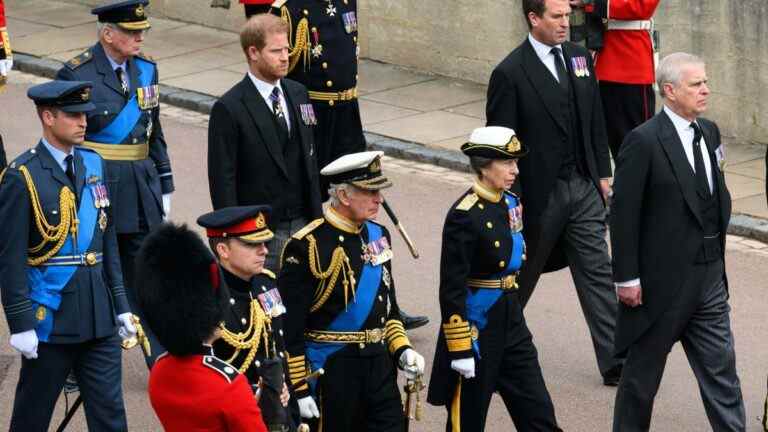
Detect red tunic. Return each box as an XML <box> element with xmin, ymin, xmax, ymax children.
<box><xmin>589</xmin><ymin>0</ymin><xmax>660</xmax><ymax>85</ymax></box>
<box><xmin>149</xmin><ymin>354</ymin><xmax>268</xmax><ymax>432</ymax></box>
<box><xmin>0</xmin><ymin>0</ymin><xmax>6</xmax><ymax>28</ymax></box>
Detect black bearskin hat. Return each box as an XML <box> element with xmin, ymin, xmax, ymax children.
<box><xmin>134</xmin><ymin>223</ymin><xmax>227</xmax><ymax>356</ymax></box>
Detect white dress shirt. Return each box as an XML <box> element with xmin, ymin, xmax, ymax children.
<box><xmin>616</xmin><ymin>106</ymin><xmax>715</xmax><ymax>289</ymax></box>
<box><xmin>248</xmin><ymin>72</ymin><xmax>292</xmax><ymax>131</ymax></box>
<box><xmin>528</xmin><ymin>33</ymin><xmax>565</xmax><ymax>83</ymax></box>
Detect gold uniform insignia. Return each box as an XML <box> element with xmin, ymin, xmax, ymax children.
<box><xmin>261</xmin><ymin>268</ymin><xmax>277</xmax><ymax>279</ymax></box>
<box><xmin>455</xmin><ymin>193</ymin><xmax>479</xmax><ymax>211</ymax></box>
<box><xmin>36</xmin><ymin>306</ymin><xmax>46</xmax><ymax>321</ymax></box>
<box><xmin>291</xmin><ymin>218</ymin><xmax>325</xmax><ymax>240</ymax></box>
<box><xmin>285</xmin><ymin>256</ymin><xmax>300</xmax><ymax>265</ymax></box>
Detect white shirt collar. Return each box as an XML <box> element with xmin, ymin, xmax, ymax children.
<box><xmin>247</xmin><ymin>71</ymin><xmax>284</xmax><ymax>102</ymax></box>
<box><xmin>40</xmin><ymin>138</ymin><xmax>72</xmax><ymax>172</ymax></box>
<box><xmin>528</xmin><ymin>33</ymin><xmax>562</xmax><ymax>60</ymax></box>
<box><xmin>663</xmin><ymin>105</ymin><xmax>698</xmax><ymax>134</ymax></box>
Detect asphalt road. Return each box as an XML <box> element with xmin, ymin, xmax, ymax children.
<box><xmin>1</xmin><ymin>72</ymin><xmax>767</xmax><ymax>431</ymax></box>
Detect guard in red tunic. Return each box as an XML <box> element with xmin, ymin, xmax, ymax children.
<box><xmin>134</xmin><ymin>223</ymin><xmax>267</xmax><ymax>432</ymax></box>
<box><xmin>574</xmin><ymin>0</ymin><xmax>660</xmax><ymax>158</ymax></box>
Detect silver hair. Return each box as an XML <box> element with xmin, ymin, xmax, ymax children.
<box><xmin>96</xmin><ymin>21</ymin><xmax>116</xmax><ymax>38</ymax></box>
<box><xmin>328</xmin><ymin>183</ymin><xmax>355</xmax><ymax>207</ymax></box>
<box><xmin>656</xmin><ymin>52</ymin><xmax>705</xmax><ymax>98</ymax></box>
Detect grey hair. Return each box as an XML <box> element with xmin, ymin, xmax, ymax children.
<box><xmin>656</xmin><ymin>52</ymin><xmax>705</xmax><ymax>98</ymax></box>
<box><xmin>328</xmin><ymin>183</ymin><xmax>355</xmax><ymax>207</ymax></box>
<box><xmin>96</xmin><ymin>21</ymin><xmax>116</xmax><ymax>38</ymax></box>
<box><xmin>469</xmin><ymin>155</ymin><xmax>494</xmax><ymax>178</ymax></box>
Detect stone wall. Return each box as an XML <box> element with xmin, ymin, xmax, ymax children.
<box><xmin>66</xmin><ymin>0</ymin><xmax>767</xmax><ymax>144</ymax></box>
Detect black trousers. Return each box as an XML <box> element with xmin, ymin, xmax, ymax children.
<box><xmin>445</xmin><ymin>293</ymin><xmax>560</xmax><ymax>432</ymax></box>
<box><xmin>613</xmin><ymin>259</ymin><xmax>745</xmax><ymax>432</ymax></box>
<box><xmin>599</xmin><ymin>81</ymin><xmax>655</xmax><ymax>159</ymax></box>
<box><xmin>317</xmin><ymin>352</ymin><xmax>404</xmax><ymax>432</ymax></box>
<box><xmin>10</xmin><ymin>335</ymin><xmax>127</xmax><ymax>432</ymax></box>
<box><xmin>312</xmin><ymin>99</ymin><xmax>366</xmax><ymax>199</ymax></box>
<box><xmin>244</xmin><ymin>4</ymin><xmax>272</xmax><ymax>18</ymax></box>
<box><xmin>118</xmin><ymin>232</ymin><xmax>165</xmax><ymax>368</ymax></box>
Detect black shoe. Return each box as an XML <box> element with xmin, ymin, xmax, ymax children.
<box><xmin>400</xmin><ymin>311</ymin><xmax>429</xmax><ymax>330</ymax></box>
<box><xmin>602</xmin><ymin>364</ymin><xmax>623</xmax><ymax>387</ymax></box>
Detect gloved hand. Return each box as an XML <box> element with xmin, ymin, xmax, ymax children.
<box><xmin>0</xmin><ymin>58</ymin><xmax>12</xmax><ymax>77</ymax></box>
<box><xmin>162</xmin><ymin>193</ymin><xmax>172</xmax><ymax>220</ymax></box>
<box><xmin>398</xmin><ymin>348</ymin><xmax>425</xmax><ymax>380</ymax></box>
<box><xmin>117</xmin><ymin>313</ymin><xmax>137</xmax><ymax>341</ymax></box>
<box><xmin>10</xmin><ymin>329</ymin><xmax>39</xmax><ymax>359</ymax></box>
<box><xmin>450</xmin><ymin>357</ymin><xmax>475</xmax><ymax>379</ymax></box>
<box><xmin>297</xmin><ymin>396</ymin><xmax>320</xmax><ymax>419</ymax></box>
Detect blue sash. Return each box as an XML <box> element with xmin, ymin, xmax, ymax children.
<box><xmin>465</xmin><ymin>193</ymin><xmax>524</xmax><ymax>356</ymax></box>
<box><xmin>87</xmin><ymin>58</ymin><xmax>155</xmax><ymax>144</ymax></box>
<box><xmin>306</xmin><ymin>222</ymin><xmax>383</xmax><ymax>375</ymax></box>
<box><xmin>28</xmin><ymin>149</ymin><xmax>102</xmax><ymax>341</ymax></box>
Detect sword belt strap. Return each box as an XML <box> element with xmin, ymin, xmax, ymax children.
<box><xmin>36</xmin><ymin>252</ymin><xmax>103</xmax><ymax>266</ymax></box>
<box><xmin>606</xmin><ymin>19</ymin><xmax>652</xmax><ymax>31</ymax></box>
<box><xmin>305</xmin><ymin>328</ymin><xmax>384</xmax><ymax>344</ymax></box>
<box><xmin>466</xmin><ymin>274</ymin><xmax>518</xmax><ymax>291</ymax></box>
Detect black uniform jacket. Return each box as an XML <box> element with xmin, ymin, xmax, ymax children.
<box><xmin>610</xmin><ymin>112</ymin><xmax>730</xmax><ymax>355</ymax></box>
<box><xmin>207</xmin><ymin>76</ymin><xmax>322</xmax><ymax>221</ymax></box>
<box><xmin>0</xmin><ymin>142</ymin><xmax>129</xmax><ymax>342</ymax></box>
<box><xmin>486</xmin><ymin>39</ymin><xmax>611</xmax><ymax>272</ymax></box>
<box><xmin>278</xmin><ymin>212</ymin><xmax>411</xmax><ymax>397</ymax></box>
<box><xmin>427</xmin><ymin>183</ymin><xmax>526</xmax><ymax>406</ymax></box>
<box><xmin>57</xmin><ymin>43</ymin><xmax>174</xmax><ymax>233</ymax></box>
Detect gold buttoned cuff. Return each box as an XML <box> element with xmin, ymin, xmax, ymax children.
<box><xmin>443</xmin><ymin>314</ymin><xmax>472</xmax><ymax>353</ymax></box>
<box><xmin>384</xmin><ymin>319</ymin><xmax>410</xmax><ymax>355</ymax></box>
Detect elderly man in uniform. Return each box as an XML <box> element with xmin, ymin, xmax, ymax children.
<box><xmin>279</xmin><ymin>151</ymin><xmax>425</xmax><ymax>431</ymax></box>
<box><xmin>56</xmin><ymin>0</ymin><xmax>174</xmax><ymax>367</ymax></box>
<box><xmin>0</xmin><ymin>80</ymin><xmax>135</xmax><ymax>431</ymax></box>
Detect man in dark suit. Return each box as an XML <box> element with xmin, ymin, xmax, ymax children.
<box><xmin>56</xmin><ymin>0</ymin><xmax>174</xmax><ymax>368</ymax></box>
<box><xmin>208</xmin><ymin>13</ymin><xmax>322</xmax><ymax>272</ymax></box>
<box><xmin>611</xmin><ymin>52</ymin><xmax>745</xmax><ymax>431</ymax></box>
<box><xmin>0</xmin><ymin>80</ymin><xmax>134</xmax><ymax>431</ymax></box>
<box><xmin>486</xmin><ymin>0</ymin><xmax>622</xmax><ymax>385</ymax></box>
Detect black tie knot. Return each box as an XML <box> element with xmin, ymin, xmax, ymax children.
<box><xmin>691</xmin><ymin>122</ymin><xmax>702</xmax><ymax>146</ymax></box>
<box><xmin>64</xmin><ymin>154</ymin><xmax>76</xmax><ymax>187</ymax></box>
<box><xmin>550</xmin><ymin>47</ymin><xmax>568</xmax><ymax>90</ymax></box>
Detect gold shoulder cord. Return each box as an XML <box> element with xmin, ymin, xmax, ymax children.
<box><xmin>218</xmin><ymin>296</ymin><xmax>270</xmax><ymax>374</ymax></box>
<box><xmin>18</xmin><ymin>166</ymin><xmax>78</xmax><ymax>265</ymax></box>
<box><xmin>306</xmin><ymin>234</ymin><xmax>356</xmax><ymax>312</ymax></box>
<box><xmin>280</xmin><ymin>6</ymin><xmax>310</xmax><ymax>73</ymax></box>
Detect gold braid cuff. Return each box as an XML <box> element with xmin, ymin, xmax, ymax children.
<box><xmin>442</xmin><ymin>314</ymin><xmax>472</xmax><ymax>353</ymax></box>
<box><xmin>306</xmin><ymin>233</ymin><xmax>356</xmax><ymax>312</ymax></box>
<box><xmin>18</xmin><ymin>166</ymin><xmax>78</xmax><ymax>265</ymax></box>
<box><xmin>280</xmin><ymin>6</ymin><xmax>309</xmax><ymax>74</ymax></box>
<box><xmin>384</xmin><ymin>319</ymin><xmax>411</xmax><ymax>355</ymax></box>
<box><xmin>217</xmin><ymin>298</ymin><xmax>269</xmax><ymax>374</ymax></box>
<box><xmin>287</xmin><ymin>353</ymin><xmax>309</xmax><ymax>393</ymax></box>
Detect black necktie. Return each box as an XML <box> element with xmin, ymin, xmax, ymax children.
<box><xmin>115</xmin><ymin>67</ymin><xmax>128</xmax><ymax>97</ymax></box>
<box><xmin>551</xmin><ymin>47</ymin><xmax>569</xmax><ymax>91</ymax></box>
<box><xmin>270</xmin><ymin>87</ymin><xmax>289</xmax><ymax>134</ymax></box>
<box><xmin>64</xmin><ymin>154</ymin><xmax>76</xmax><ymax>187</ymax></box>
<box><xmin>691</xmin><ymin>122</ymin><xmax>711</xmax><ymax>196</ymax></box>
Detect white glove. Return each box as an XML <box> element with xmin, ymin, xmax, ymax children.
<box><xmin>450</xmin><ymin>357</ymin><xmax>475</xmax><ymax>379</ymax></box>
<box><xmin>297</xmin><ymin>396</ymin><xmax>320</xmax><ymax>419</ymax></box>
<box><xmin>10</xmin><ymin>329</ymin><xmax>39</xmax><ymax>359</ymax></box>
<box><xmin>117</xmin><ymin>313</ymin><xmax>137</xmax><ymax>341</ymax></box>
<box><xmin>162</xmin><ymin>194</ymin><xmax>172</xmax><ymax>220</ymax></box>
<box><xmin>0</xmin><ymin>58</ymin><xmax>12</xmax><ymax>77</ymax></box>
<box><xmin>398</xmin><ymin>348</ymin><xmax>425</xmax><ymax>380</ymax></box>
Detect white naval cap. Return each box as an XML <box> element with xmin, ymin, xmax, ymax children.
<box><xmin>461</xmin><ymin>126</ymin><xmax>528</xmax><ymax>159</ymax></box>
<box><xmin>321</xmin><ymin>151</ymin><xmax>392</xmax><ymax>190</ymax></box>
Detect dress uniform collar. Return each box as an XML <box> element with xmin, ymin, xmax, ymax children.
<box><xmin>325</xmin><ymin>206</ymin><xmax>362</xmax><ymax>234</ymax></box>
<box><xmin>473</xmin><ymin>180</ymin><xmax>503</xmax><ymax>203</ymax></box>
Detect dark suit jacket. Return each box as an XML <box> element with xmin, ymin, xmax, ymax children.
<box><xmin>208</xmin><ymin>76</ymin><xmax>322</xmax><ymax>221</ymax></box>
<box><xmin>0</xmin><ymin>143</ymin><xmax>129</xmax><ymax>342</ymax></box>
<box><xmin>0</xmin><ymin>134</ymin><xmax>6</xmax><ymax>169</ymax></box>
<box><xmin>610</xmin><ymin>111</ymin><xmax>731</xmax><ymax>355</ymax></box>
<box><xmin>57</xmin><ymin>43</ymin><xmax>173</xmax><ymax>233</ymax></box>
<box><xmin>486</xmin><ymin>38</ymin><xmax>611</xmax><ymax>272</ymax></box>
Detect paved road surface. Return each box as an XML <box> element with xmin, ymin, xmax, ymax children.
<box><xmin>1</xmin><ymin>72</ymin><xmax>767</xmax><ymax>431</ymax></box>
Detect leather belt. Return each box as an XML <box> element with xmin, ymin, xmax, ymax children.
<box><xmin>308</xmin><ymin>87</ymin><xmax>358</xmax><ymax>106</ymax></box>
<box><xmin>83</xmin><ymin>141</ymin><xmax>149</xmax><ymax>161</ymax></box>
<box><xmin>305</xmin><ymin>328</ymin><xmax>384</xmax><ymax>345</ymax></box>
<box><xmin>467</xmin><ymin>274</ymin><xmax>518</xmax><ymax>290</ymax></box>
<box><xmin>606</xmin><ymin>19</ymin><xmax>652</xmax><ymax>31</ymax></box>
<box><xmin>37</xmin><ymin>252</ymin><xmax>103</xmax><ymax>266</ymax></box>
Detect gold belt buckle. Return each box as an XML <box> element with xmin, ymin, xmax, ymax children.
<box><xmin>85</xmin><ymin>252</ymin><xmax>98</xmax><ymax>266</ymax></box>
<box><xmin>366</xmin><ymin>328</ymin><xmax>383</xmax><ymax>344</ymax></box>
<box><xmin>501</xmin><ymin>275</ymin><xmax>517</xmax><ymax>290</ymax></box>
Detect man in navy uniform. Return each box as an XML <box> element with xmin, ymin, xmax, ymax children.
<box><xmin>279</xmin><ymin>151</ymin><xmax>425</xmax><ymax>431</ymax></box>
<box><xmin>0</xmin><ymin>80</ymin><xmax>135</xmax><ymax>431</ymax></box>
<box><xmin>56</xmin><ymin>0</ymin><xmax>174</xmax><ymax>367</ymax></box>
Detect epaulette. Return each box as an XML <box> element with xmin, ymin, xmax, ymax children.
<box><xmin>64</xmin><ymin>49</ymin><xmax>93</xmax><ymax>69</ymax></box>
<box><xmin>9</xmin><ymin>148</ymin><xmax>39</xmax><ymax>168</ymax></box>
<box><xmin>271</xmin><ymin>0</ymin><xmax>287</xmax><ymax>8</ymax></box>
<box><xmin>261</xmin><ymin>268</ymin><xmax>276</xmax><ymax>279</ymax></box>
<box><xmin>455</xmin><ymin>193</ymin><xmax>479</xmax><ymax>211</ymax></box>
<box><xmin>202</xmin><ymin>355</ymin><xmax>239</xmax><ymax>383</ymax></box>
<box><xmin>292</xmin><ymin>218</ymin><xmax>325</xmax><ymax>240</ymax></box>
<box><xmin>136</xmin><ymin>51</ymin><xmax>156</xmax><ymax>64</ymax></box>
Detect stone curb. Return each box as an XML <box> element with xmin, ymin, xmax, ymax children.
<box><xmin>11</xmin><ymin>53</ymin><xmax>766</xmax><ymax>245</ymax></box>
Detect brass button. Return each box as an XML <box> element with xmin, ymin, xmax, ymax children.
<box><xmin>380</xmin><ymin>317</ymin><xmax>385</xmax><ymax>324</ymax></box>
<box><xmin>328</xmin><ymin>100</ymin><xmax>335</xmax><ymax>106</ymax></box>
<box><xmin>85</xmin><ymin>252</ymin><xmax>98</xmax><ymax>266</ymax></box>
<box><xmin>311</xmin><ymin>26</ymin><xmax>317</xmax><ymax>32</ymax></box>
<box><xmin>279</xmin><ymin>329</ymin><xmax>284</xmax><ymax>336</ymax></box>
<box><xmin>326</xmin><ymin>80</ymin><xmax>333</xmax><ymax>87</ymax></box>
<box><xmin>353</xmin><ymin>36</ymin><xmax>357</xmax><ymax>43</ymax></box>
<box><xmin>486</xmin><ymin>222</ymin><xmax>493</xmax><ymax>229</ymax></box>
<box><xmin>303</xmin><ymin>9</ymin><xmax>309</xmax><ymax>15</ymax></box>
<box><xmin>358</xmin><ymin>343</ymin><xmax>366</xmax><ymax>349</ymax></box>
<box><xmin>322</xmin><ymin>62</ymin><xmax>328</xmax><ymax>69</ymax></box>
<box><xmin>522</xmin><ymin>254</ymin><xmax>527</xmax><ymax>261</ymax></box>
<box><xmin>241</xmin><ymin>318</ymin><xmax>247</xmax><ymax>325</ymax></box>
<box><xmin>505</xmin><ymin>199</ymin><xmax>510</xmax><ymax>205</ymax></box>
<box><xmin>378</xmin><ymin>295</ymin><xmax>383</xmax><ymax>302</ymax></box>
<box><xmin>338</xmin><ymin>235</ymin><xmax>344</xmax><ymax>242</ymax></box>
<box><xmin>262</xmin><ymin>285</ymin><xmax>267</xmax><ymax>292</ymax></box>
<box><xmin>478</xmin><ymin>203</ymin><xmax>484</xmax><ymax>210</ymax></box>
<box><xmin>279</xmin><ymin>352</ymin><xmax>285</xmax><ymax>358</ymax></box>
<box><xmin>499</xmin><ymin>261</ymin><xmax>505</xmax><ymax>268</ymax></box>
<box><xmin>494</xmin><ymin>241</ymin><xmax>500</xmax><ymax>248</ymax></box>
<box><xmin>229</xmin><ymin>298</ymin><xmax>235</xmax><ymax>305</ymax></box>
<box><xmin>132</xmin><ymin>138</ymin><xmax>138</xmax><ymax>144</ymax></box>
